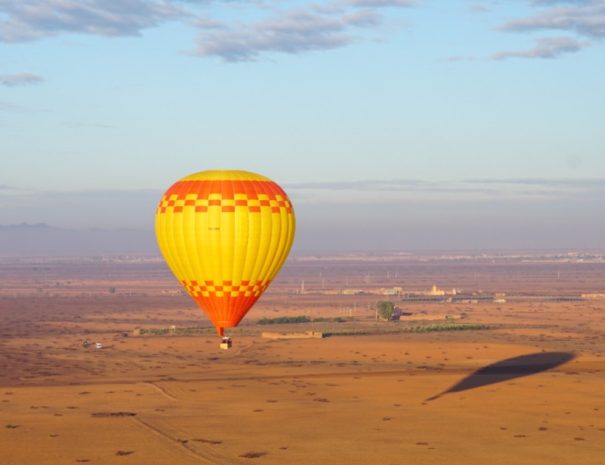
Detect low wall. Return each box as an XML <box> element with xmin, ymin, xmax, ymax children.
<box><xmin>399</xmin><ymin>314</ymin><xmax>462</xmax><ymax>321</ymax></box>
<box><xmin>262</xmin><ymin>331</ymin><xmax>324</xmax><ymax>340</ymax></box>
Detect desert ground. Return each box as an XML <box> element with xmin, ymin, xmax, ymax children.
<box><xmin>1</xmin><ymin>253</ymin><xmax>604</xmax><ymax>465</ymax></box>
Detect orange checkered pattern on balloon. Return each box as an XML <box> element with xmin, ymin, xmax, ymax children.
<box><xmin>156</xmin><ymin>180</ymin><xmax>293</xmax><ymax>215</ymax></box>
<box><xmin>182</xmin><ymin>279</ymin><xmax>270</xmax><ymax>298</ymax></box>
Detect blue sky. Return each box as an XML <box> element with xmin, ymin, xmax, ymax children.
<box><xmin>1</xmin><ymin>0</ymin><xmax>604</xmax><ymax>250</ymax></box>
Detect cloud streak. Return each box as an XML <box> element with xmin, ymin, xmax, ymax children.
<box><xmin>287</xmin><ymin>179</ymin><xmax>433</xmax><ymax>191</ymax></box>
<box><xmin>286</xmin><ymin>177</ymin><xmax>605</xmax><ymax>204</ymax></box>
<box><xmin>5</xmin><ymin>179</ymin><xmax>603</xmax><ymax>210</ymax></box>
<box><xmin>467</xmin><ymin>3</ymin><xmax>491</xmax><ymax>14</ymax></box>
<box><xmin>491</xmin><ymin>36</ymin><xmax>587</xmax><ymax>60</ymax></box>
<box><xmin>0</xmin><ymin>73</ymin><xmax>44</xmax><ymax>87</ymax></box>
<box><xmin>0</xmin><ymin>101</ymin><xmax>20</xmax><ymax>111</ymax></box>
<box><xmin>290</xmin><ymin>177</ymin><xmax>605</xmax><ymax>189</ymax></box>
<box><xmin>343</xmin><ymin>0</ymin><xmax>417</xmax><ymax>7</ymax></box>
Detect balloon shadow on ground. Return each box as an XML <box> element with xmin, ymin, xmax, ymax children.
<box><xmin>426</xmin><ymin>351</ymin><xmax>575</xmax><ymax>401</ymax></box>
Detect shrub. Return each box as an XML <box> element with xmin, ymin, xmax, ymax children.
<box><xmin>257</xmin><ymin>316</ymin><xmax>311</xmax><ymax>325</ymax></box>
<box><xmin>376</xmin><ymin>301</ymin><xmax>395</xmax><ymax>320</ymax></box>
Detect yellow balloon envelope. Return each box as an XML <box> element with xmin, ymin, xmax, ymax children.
<box><xmin>155</xmin><ymin>170</ymin><xmax>296</xmax><ymax>337</ymax></box>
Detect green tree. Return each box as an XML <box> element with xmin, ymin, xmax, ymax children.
<box><xmin>376</xmin><ymin>301</ymin><xmax>395</xmax><ymax>320</ymax></box>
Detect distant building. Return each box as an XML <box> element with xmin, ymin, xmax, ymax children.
<box><xmin>342</xmin><ymin>289</ymin><xmax>365</xmax><ymax>295</ymax></box>
<box><xmin>429</xmin><ymin>284</ymin><xmax>445</xmax><ymax>296</ymax></box>
<box><xmin>582</xmin><ymin>293</ymin><xmax>605</xmax><ymax>300</ymax></box>
<box><xmin>379</xmin><ymin>287</ymin><xmax>403</xmax><ymax>296</ymax></box>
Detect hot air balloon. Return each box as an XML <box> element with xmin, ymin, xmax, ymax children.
<box><xmin>155</xmin><ymin>170</ymin><xmax>295</xmax><ymax>348</ymax></box>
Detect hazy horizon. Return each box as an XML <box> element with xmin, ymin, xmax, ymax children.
<box><xmin>1</xmin><ymin>176</ymin><xmax>604</xmax><ymax>253</ymax></box>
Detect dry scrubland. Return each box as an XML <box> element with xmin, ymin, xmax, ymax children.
<box><xmin>1</xmin><ymin>255</ymin><xmax>604</xmax><ymax>465</ymax></box>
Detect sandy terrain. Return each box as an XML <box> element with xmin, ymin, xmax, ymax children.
<box><xmin>1</xmin><ymin>254</ymin><xmax>604</xmax><ymax>464</ymax></box>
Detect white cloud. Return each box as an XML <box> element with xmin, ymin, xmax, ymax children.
<box><xmin>500</xmin><ymin>1</ymin><xmax>605</xmax><ymax>39</ymax></box>
<box><xmin>286</xmin><ymin>177</ymin><xmax>605</xmax><ymax>204</ymax></box>
<box><xmin>194</xmin><ymin>8</ymin><xmax>384</xmax><ymax>61</ymax></box>
<box><xmin>490</xmin><ymin>0</ymin><xmax>604</xmax><ymax>59</ymax></box>
<box><xmin>0</xmin><ymin>0</ymin><xmax>183</xmax><ymax>42</ymax></box>
<box><xmin>0</xmin><ymin>0</ymin><xmax>417</xmax><ymax>61</ymax></box>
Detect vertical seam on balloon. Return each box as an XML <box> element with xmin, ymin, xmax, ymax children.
<box><xmin>163</xmin><ymin>189</ymin><xmax>180</xmax><ymax>287</ymax></box>
<box><xmin>272</xmin><ymin>183</ymin><xmax>293</xmax><ymax>280</ymax></box>
<box><xmin>216</xmin><ymin>179</ymin><xmax>225</xmax><ymax>325</ymax></box>
<box><xmin>162</xmin><ymin>184</ymin><xmax>184</xmax><ymax>284</ymax></box>
<box><xmin>275</xmin><ymin>201</ymin><xmax>295</xmax><ymax>281</ymax></box>
<box><xmin>158</xmin><ymin>186</ymin><xmax>179</xmax><ymax>280</ymax></box>
<box><xmin>267</xmin><ymin>204</ymin><xmax>287</xmax><ymax>284</ymax></box>
<box><xmin>257</xmin><ymin>182</ymin><xmax>283</xmax><ymax>291</ymax></box>
<box><xmin>232</xmin><ymin>179</ymin><xmax>244</xmax><ymax>326</ymax></box>
<box><xmin>202</xmin><ymin>180</ymin><xmax>221</xmax><ymax>327</ymax></box>
<box><xmin>227</xmin><ymin>178</ymin><xmax>236</xmax><ymax>326</ymax></box>
<box><xmin>192</xmin><ymin>181</ymin><xmax>211</xmax><ymax>320</ymax></box>
<box><xmin>265</xmin><ymin>183</ymin><xmax>293</xmax><ymax>284</ymax></box>
<box><xmin>264</xmin><ymin>182</ymin><xmax>283</xmax><ymax>284</ymax></box>
<box><xmin>200</xmin><ymin>180</ymin><xmax>219</xmax><ymax>324</ymax></box>
<box><xmin>249</xmin><ymin>179</ymin><xmax>265</xmax><ymax>301</ymax></box>
<box><xmin>237</xmin><ymin>180</ymin><xmax>254</xmax><ymax>325</ymax></box>
<box><xmin>188</xmin><ymin>182</ymin><xmax>201</xmax><ymax>302</ymax></box>
<box><xmin>176</xmin><ymin>181</ymin><xmax>195</xmax><ymax>298</ymax></box>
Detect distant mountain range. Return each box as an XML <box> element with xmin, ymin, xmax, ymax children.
<box><xmin>0</xmin><ymin>223</ymin><xmax>157</xmax><ymax>257</ymax></box>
